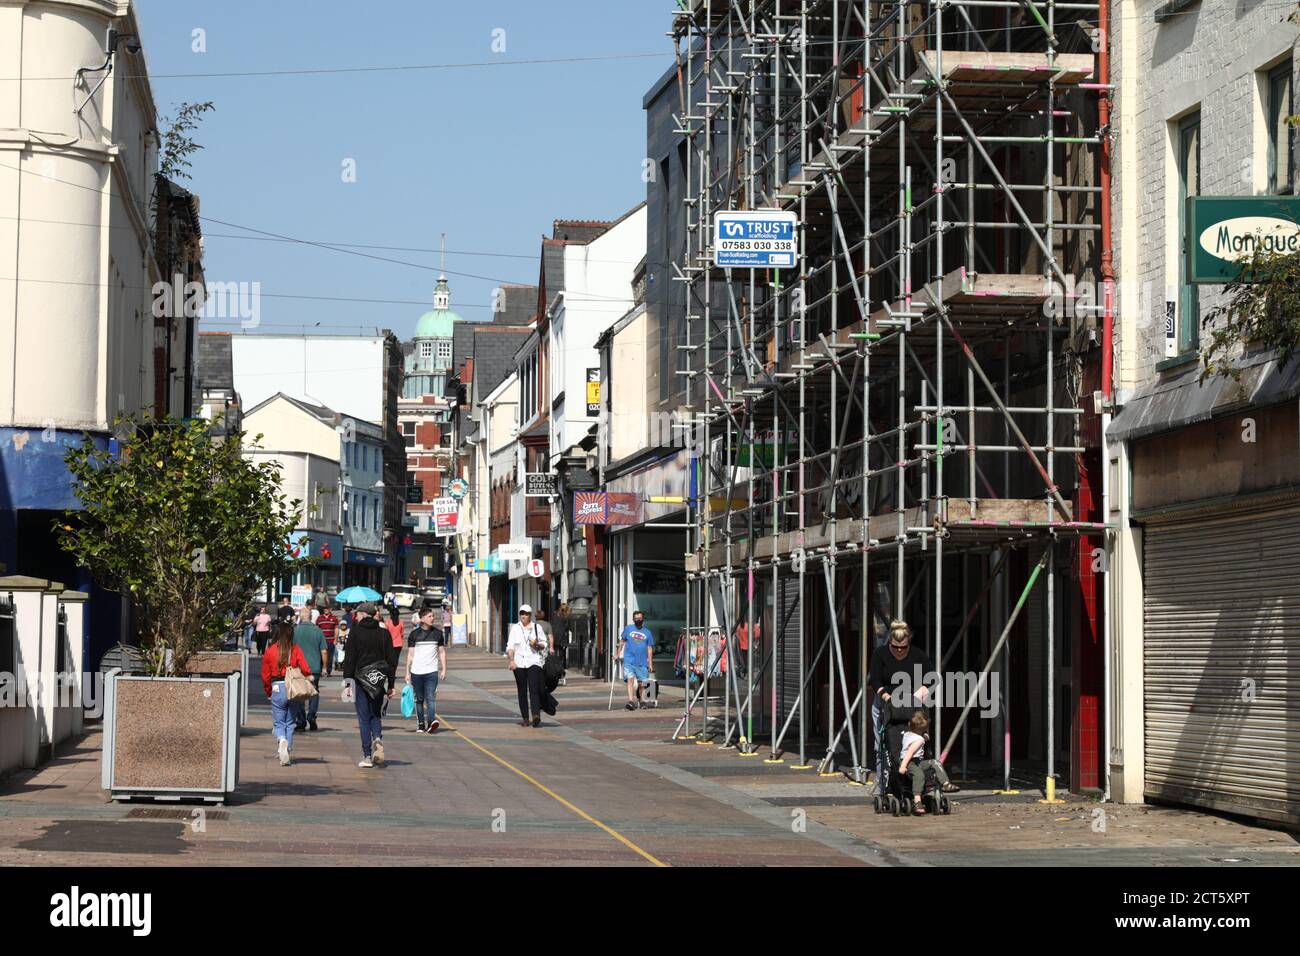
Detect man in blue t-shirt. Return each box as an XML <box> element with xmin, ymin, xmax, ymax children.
<box><xmin>617</xmin><ymin>610</ymin><xmax>655</xmax><ymax>711</ymax></box>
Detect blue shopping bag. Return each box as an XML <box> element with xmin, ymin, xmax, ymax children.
<box><xmin>400</xmin><ymin>683</ymin><xmax>416</xmax><ymax>719</ymax></box>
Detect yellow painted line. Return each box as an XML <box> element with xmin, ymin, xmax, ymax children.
<box><xmin>441</xmin><ymin>720</ymin><xmax>667</xmax><ymax>868</ymax></box>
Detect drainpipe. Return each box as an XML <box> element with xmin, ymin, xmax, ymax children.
<box><xmin>1098</xmin><ymin>0</ymin><xmax>1115</xmax><ymax>803</ymax></box>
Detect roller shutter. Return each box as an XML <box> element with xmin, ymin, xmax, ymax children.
<box><xmin>775</xmin><ymin>575</ymin><xmax>802</xmax><ymax>741</ymax></box>
<box><xmin>1143</xmin><ymin>500</ymin><xmax>1300</xmax><ymax>826</ymax></box>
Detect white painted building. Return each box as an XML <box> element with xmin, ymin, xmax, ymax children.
<box><xmin>231</xmin><ymin>332</ymin><xmax>404</xmax><ymax>587</ymax></box>
<box><xmin>547</xmin><ymin>204</ymin><xmax>647</xmax><ymax>468</ymax></box>
<box><xmin>1106</xmin><ymin>2</ymin><xmax>1299</xmax><ymax>826</ymax></box>
<box><xmin>231</xmin><ymin>334</ymin><xmax>392</xmax><ymax>426</ymax></box>
<box><xmin>243</xmin><ymin>392</ymin><xmax>392</xmax><ymax>593</ymax></box>
<box><xmin>0</xmin><ymin>0</ymin><xmax>202</xmax><ymax>676</ymax></box>
<box><xmin>463</xmin><ymin>372</ymin><xmax>519</xmax><ymax>648</ymax></box>
<box><xmin>0</xmin><ymin>0</ymin><xmax>176</xmax><ymax>432</ymax></box>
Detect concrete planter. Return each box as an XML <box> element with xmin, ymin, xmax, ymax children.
<box><xmin>183</xmin><ymin>650</ymin><xmax>249</xmax><ymax>727</ymax></box>
<box><xmin>101</xmin><ymin>670</ymin><xmax>241</xmax><ymax>804</ymax></box>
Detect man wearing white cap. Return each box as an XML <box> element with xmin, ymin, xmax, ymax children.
<box><xmin>506</xmin><ymin>604</ymin><xmax>547</xmax><ymax>727</ymax></box>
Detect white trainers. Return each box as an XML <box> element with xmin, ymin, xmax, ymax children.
<box><xmin>358</xmin><ymin>756</ymin><xmax>373</xmax><ymax>768</ymax></box>
<box><xmin>372</xmin><ymin>738</ymin><xmax>385</xmax><ymax>765</ymax></box>
<box><xmin>277</xmin><ymin>738</ymin><xmax>290</xmax><ymax>766</ymax></box>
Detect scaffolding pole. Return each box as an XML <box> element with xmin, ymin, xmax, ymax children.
<box><xmin>670</xmin><ymin>0</ymin><xmax>1100</xmax><ymax>799</ymax></box>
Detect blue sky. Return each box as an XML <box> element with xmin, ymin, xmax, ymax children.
<box><xmin>133</xmin><ymin>1</ymin><xmax>670</xmax><ymax>337</ymax></box>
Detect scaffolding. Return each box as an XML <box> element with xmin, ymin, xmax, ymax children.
<box><xmin>670</xmin><ymin>0</ymin><xmax>1109</xmax><ymax>795</ymax></box>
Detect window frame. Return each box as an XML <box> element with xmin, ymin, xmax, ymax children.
<box><xmin>1177</xmin><ymin>111</ymin><xmax>1201</xmax><ymax>354</ymax></box>
<box><xmin>1268</xmin><ymin>62</ymin><xmax>1294</xmax><ymax>195</ymax></box>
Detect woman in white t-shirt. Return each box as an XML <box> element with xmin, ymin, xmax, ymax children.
<box><xmin>506</xmin><ymin>604</ymin><xmax>547</xmax><ymax>727</ymax></box>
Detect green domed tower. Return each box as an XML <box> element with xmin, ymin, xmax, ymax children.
<box><xmin>404</xmin><ymin>273</ymin><xmax>463</xmax><ymax>399</ymax></box>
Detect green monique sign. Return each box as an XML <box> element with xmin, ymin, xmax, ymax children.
<box><xmin>1188</xmin><ymin>196</ymin><xmax>1300</xmax><ymax>283</ymax></box>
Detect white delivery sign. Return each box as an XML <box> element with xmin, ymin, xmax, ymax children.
<box><xmin>714</xmin><ymin>210</ymin><xmax>797</xmax><ymax>268</ymax></box>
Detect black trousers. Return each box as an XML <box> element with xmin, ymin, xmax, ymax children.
<box><xmin>514</xmin><ymin>665</ymin><xmax>542</xmax><ymax>720</ymax></box>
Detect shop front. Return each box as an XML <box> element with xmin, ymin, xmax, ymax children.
<box><xmin>343</xmin><ymin>547</ymin><xmax>387</xmax><ymax>591</ymax></box>
<box><xmin>276</xmin><ymin>530</ymin><xmax>343</xmax><ymax>600</ymax></box>
<box><xmin>475</xmin><ymin>552</ymin><xmax>513</xmax><ymax>654</ymax></box>
<box><xmin>607</xmin><ymin>528</ymin><xmax>687</xmax><ymax>682</ymax></box>
<box><xmin>603</xmin><ymin>451</ymin><xmax>691</xmax><ymax>681</ymax></box>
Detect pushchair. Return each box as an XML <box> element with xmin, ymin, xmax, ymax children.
<box><xmin>871</xmin><ymin>706</ymin><xmax>953</xmax><ymax>817</ymax></box>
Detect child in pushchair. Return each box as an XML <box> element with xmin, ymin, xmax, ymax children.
<box><xmin>874</xmin><ymin>708</ymin><xmax>958</xmax><ymax>816</ymax></box>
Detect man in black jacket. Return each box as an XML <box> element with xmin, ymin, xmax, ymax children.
<box><xmin>342</xmin><ymin>603</ymin><xmax>399</xmax><ymax>768</ymax></box>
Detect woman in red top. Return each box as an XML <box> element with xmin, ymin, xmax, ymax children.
<box><xmin>382</xmin><ymin>608</ymin><xmax>405</xmax><ymax>718</ymax></box>
<box><xmin>385</xmin><ymin>607</ymin><xmax>405</xmax><ymax>651</ymax></box>
<box><xmin>261</xmin><ymin>622</ymin><xmax>312</xmax><ymax>766</ymax></box>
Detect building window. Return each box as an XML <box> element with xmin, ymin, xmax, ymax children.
<box><xmin>420</xmin><ymin>341</ymin><xmax>433</xmax><ymax>359</ymax></box>
<box><xmin>1268</xmin><ymin>63</ymin><xmax>1294</xmax><ymax>195</ymax></box>
<box><xmin>344</xmin><ymin>492</ymin><xmax>349</xmax><ymax>526</ymax></box>
<box><xmin>1177</xmin><ymin>111</ymin><xmax>1200</xmax><ymax>354</ymax></box>
<box><xmin>520</xmin><ymin>348</ymin><xmax>539</xmax><ymax>423</ymax></box>
<box><xmin>374</xmin><ymin>497</ymin><xmax>380</xmax><ymax>531</ymax></box>
<box><xmin>437</xmin><ymin>340</ymin><xmax>452</xmax><ymax>365</ymax></box>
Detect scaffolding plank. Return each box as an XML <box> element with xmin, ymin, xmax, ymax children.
<box><xmin>773</xmin><ymin>52</ymin><xmax>1096</xmax><ymax>204</ymax></box>
<box><xmin>686</xmin><ymin>498</ymin><xmax>1076</xmax><ymax>571</ymax></box>
<box><xmin>920</xmin><ymin>51</ymin><xmax>1095</xmax><ymax>87</ymax></box>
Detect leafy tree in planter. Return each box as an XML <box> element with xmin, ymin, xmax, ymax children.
<box><xmin>1201</xmin><ymin>245</ymin><xmax>1300</xmax><ymax>382</ymax></box>
<box><xmin>57</xmin><ymin>416</ymin><xmax>312</xmax><ymax>675</ymax></box>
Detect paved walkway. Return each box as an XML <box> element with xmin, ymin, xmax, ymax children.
<box><xmin>0</xmin><ymin>646</ymin><xmax>1295</xmax><ymax>866</ymax></box>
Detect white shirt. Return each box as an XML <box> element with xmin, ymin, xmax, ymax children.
<box><xmin>507</xmin><ymin>621</ymin><xmax>547</xmax><ymax>668</ymax></box>
<box><xmin>901</xmin><ymin>731</ymin><xmax>927</xmax><ymax>763</ymax></box>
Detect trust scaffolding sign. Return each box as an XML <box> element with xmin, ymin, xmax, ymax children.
<box><xmin>0</xmin><ymin>669</ymin><xmax>105</xmax><ymax>719</ymax></box>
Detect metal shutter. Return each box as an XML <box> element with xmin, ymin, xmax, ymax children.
<box><xmin>775</xmin><ymin>575</ymin><xmax>802</xmax><ymax>739</ymax></box>
<box><xmin>1143</xmin><ymin>500</ymin><xmax>1300</xmax><ymax>826</ymax></box>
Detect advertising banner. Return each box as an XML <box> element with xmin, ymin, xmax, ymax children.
<box><xmin>574</xmin><ymin>491</ymin><xmax>608</xmax><ymax>524</ymax></box>
<box><xmin>606</xmin><ymin>492</ymin><xmax>642</xmax><ymax>525</ymax></box>
<box><xmin>433</xmin><ymin>497</ymin><xmax>459</xmax><ymax>535</ymax></box>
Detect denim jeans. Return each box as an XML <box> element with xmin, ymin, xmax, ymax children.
<box><xmin>270</xmin><ymin>682</ymin><xmax>294</xmax><ymax>751</ymax></box>
<box><xmin>305</xmin><ymin>675</ymin><xmax>321</xmax><ymax>721</ymax></box>
<box><xmin>354</xmin><ymin>690</ymin><xmax>384</xmax><ymax>758</ymax></box>
<box><xmin>409</xmin><ymin>671</ymin><xmax>440</xmax><ymax>725</ymax></box>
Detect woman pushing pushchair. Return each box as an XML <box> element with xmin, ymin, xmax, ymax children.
<box><xmin>868</xmin><ymin>619</ymin><xmax>958</xmax><ymax>815</ymax></box>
